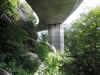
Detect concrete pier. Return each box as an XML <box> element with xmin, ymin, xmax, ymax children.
<box><xmin>48</xmin><ymin>24</ymin><xmax>64</xmax><ymax>53</ymax></box>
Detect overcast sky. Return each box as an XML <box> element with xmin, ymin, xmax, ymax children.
<box><xmin>63</xmin><ymin>0</ymin><xmax>100</xmax><ymax>28</ymax></box>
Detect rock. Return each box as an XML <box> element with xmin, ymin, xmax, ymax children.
<box><xmin>0</xmin><ymin>68</ymin><xmax>12</xmax><ymax>75</ymax></box>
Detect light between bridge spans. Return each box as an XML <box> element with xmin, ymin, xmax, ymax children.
<box><xmin>63</xmin><ymin>0</ymin><xmax>100</xmax><ymax>29</ymax></box>
<box><xmin>37</xmin><ymin>0</ymin><xmax>100</xmax><ymax>53</ymax></box>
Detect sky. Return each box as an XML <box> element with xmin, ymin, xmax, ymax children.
<box><xmin>63</xmin><ymin>0</ymin><xmax>100</xmax><ymax>29</ymax></box>
<box><xmin>20</xmin><ymin>0</ymin><xmax>25</xmax><ymax>3</ymax></box>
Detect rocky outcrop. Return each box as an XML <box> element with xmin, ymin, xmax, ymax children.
<box><xmin>0</xmin><ymin>68</ymin><xmax>11</xmax><ymax>75</ymax></box>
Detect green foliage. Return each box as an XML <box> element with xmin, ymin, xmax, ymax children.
<box><xmin>0</xmin><ymin>0</ymin><xmax>39</xmax><ymax>75</ymax></box>
<box><xmin>36</xmin><ymin>52</ymin><xmax>65</xmax><ymax>75</ymax></box>
<box><xmin>19</xmin><ymin>1</ymin><xmax>38</xmax><ymax>24</ymax></box>
<box><xmin>35</xmin><ymin>43</ymin><xmax>50</xmax><ymax>61</ymax></box>
<box><xmin>0</xmin><ymin>62</ymin><xmax>34</xmax><ymax>75</ymax></box>
<box><xmin>0</xmin><ymin>0</ymin><xmax>19</xmax><ymax>20</ymax></box>
<box><xmin>35</xmin><ymin>32</ymin><xmax>49</xmax><ymax>60</ymax></box>
<box><xmin>0</xmin><ymin>21</ymin><xmax>39</xmax><ymax>73</ymax></box>
<box><xmin>0</xmin><ymin>8</ymin><xmax>39</xmax><ymax>74</ymax></box>
<box><xmin>34</xmin><ymin>34</ymin><xmax>65</xmax><ymax>75</ymax></box>
<box><xmin>64</xmin><ymin>6</ymin><xmax>100</xmax><ymax>75</ymax></box>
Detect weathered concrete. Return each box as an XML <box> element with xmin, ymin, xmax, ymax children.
<box><xmin>27</xmin><ymin>0</ymin><xmax>83</xmax><ymax>28</ymax></box>
<box><xmin>26</xmin><ymin>0</ymin><xmax>83</xmax><ymax>52</ymax></box>
<box><xmin>48</xmin><ymin>24</ymin><xmax>64</xmax><ymax>53</ymax></box>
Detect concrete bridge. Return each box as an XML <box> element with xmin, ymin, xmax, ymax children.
<box><xmin>26</xmin><ymin>0</ymin><xmax>83</xmax><ymax>52</ymax></box>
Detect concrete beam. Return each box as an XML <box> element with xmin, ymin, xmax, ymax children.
<box><xmin>27</xmin><ymin>0</ymin><xmax>83</xmax><ymax>27</ymax></box>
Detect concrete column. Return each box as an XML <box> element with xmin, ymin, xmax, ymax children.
<box><xmin>48</xmin><ymin>24</ymin><xmax>64</xmax><ymax>53</ymax></box>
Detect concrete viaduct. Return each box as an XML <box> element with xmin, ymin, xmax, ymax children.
<box><xmin>26</xmin><ymin>0</ymin><xmax>83</xmax><ymax>53</ymax></box>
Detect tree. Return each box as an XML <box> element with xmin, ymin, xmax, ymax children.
<box><xmin>0</xmin><ymin>0</ymin><xmax>40</xmax><ymax>74</ymax></box>
<box><xmin>64</xmin><ymin>6</ymin><xmax>100</xmax><ymax>75</ymax></box>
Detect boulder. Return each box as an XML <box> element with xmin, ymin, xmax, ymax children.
<box><xmin>0</xmin><ymin>68</ymin><xmax>12</xmax><ymax>75</ymax></box>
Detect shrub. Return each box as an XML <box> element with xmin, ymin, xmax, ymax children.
<box><xmin>36</xmin><ymin>52</ymin><xmax>65</xmax><ymax>75</ymax></box>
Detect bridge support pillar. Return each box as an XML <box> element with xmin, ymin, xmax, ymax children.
<box><xmin>48</xmin><ymin>24</ymin><xmax>64</xmax><ymax>53</ymax></box>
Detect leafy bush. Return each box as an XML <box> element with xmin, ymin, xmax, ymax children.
<box><xmin>64</xmin><ymin>6</ymin><xmax>100</xmax><ymax>75</ymax></box>
<box><xmin>36</xmin><ymin>52</ymin><xmax>65</xmax><ymax>75</ymax></box>
<box><xmin>0</xmin><ymin>62</ymin><xmax>34</xmax><ymax>75</ymax></box>
<box><xmin>34</xmin><ymin>32</ymin><xmax>65</xmax><ymax>75</ymax></box>
<box><xmin>0</xmin><ymin>8</ymin><xmax>40</xmax><ymax>74</ymax></box>
<box><xmin>35</xmin><ymin>43</ymin><xmax>50</xmax><ymax>61</ymax></box>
